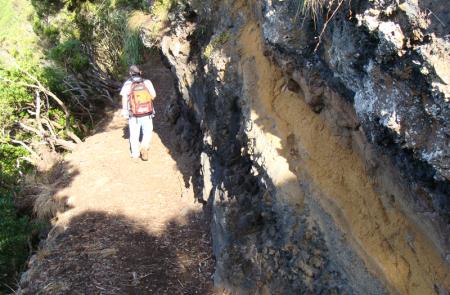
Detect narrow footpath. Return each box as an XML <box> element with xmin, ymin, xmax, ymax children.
<box><xmin>19</xmin><ymin>55</ymin><xmax>215</xmax><ymax>294</ymax></box>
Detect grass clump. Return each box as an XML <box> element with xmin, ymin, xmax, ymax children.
<box><xmin>203</xmin><ymin>31</ymin><xmax>231</xmax><ymax>60</ymax></box>
<box><xmin>124</xmin><ymin>29</ymin><xmax>145</xmax><ymax>66</ymax></box>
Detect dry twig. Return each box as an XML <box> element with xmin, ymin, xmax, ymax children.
<box><xmin>314</xmin><ymin>0</ymin><xmax>345</xmax><ymax>52</ymax></box>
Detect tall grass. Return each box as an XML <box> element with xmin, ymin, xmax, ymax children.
<box><xmin>90</xmin><ymin>9</ymin><xmax>146</xmax><ymax>77</ymax></box>
<box><xmin>124</xmin><ymin>29</ymin><xmax>145</xmax><ymax>66</ymax></box>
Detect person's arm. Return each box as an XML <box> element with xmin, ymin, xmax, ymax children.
<box><xmin>120</xmin><ymin>82</ymin><xmax>130</xmax><ymax>118</ymax></box>
<box><xmin>121</xmin><ymin>94</ymin><xmax>128</xmax><ymax>111</ymax></box>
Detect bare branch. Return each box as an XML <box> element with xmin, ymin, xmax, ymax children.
<box><xmin>314</xmin><ymin>0</ymin><xmax>345</xmax><ymax>53</ymax></box>
<box><xmin>62</xmin><ymin>78</ymin><xmax>94</xmax><ymax>126</ymax></box>
<box><xmin>66</xmin><ymin>130</ymin><xmax>82</xmax><ymax>144</ymax></box>
<box><xmin>20</xmin><ymin>156</ymin><xmax>36</xmax><ymax>164</ymax></box>
<box><xmin>54</xmin><ymin>138</ymin><xmax>77</xmax><ymax>151</ymax></box>
<box><xmin>35</xmin><ymin>90</ymin><xmax>43</xmax><ymax>131</ymax></box>
<box><xmin>17</xmin><ymin>122</ymin><xmax>45</xmax><ymax>138</ymax></box>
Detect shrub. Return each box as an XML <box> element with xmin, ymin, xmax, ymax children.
<box><xmin>48</xmin><ymin>39</ymin><xmax>89</xmax><ymax>72</ymax></box>
<box><xmin>0</xmin><ymin>65</ymin><xmax>34</xmax><ymax>130</ymax></box>
<box><xmin>0</xmin><ymin>193</ymin><xmax>34</xmax><ymax>291</ymax></box>
<box><xmin>32</xmin><ymin>15</ymin><xmax>60</xmax><ymax>44</ymax></box>
<box><xmin>0</xmin><ymin>144</ymin><xmax>30</xmax><ymax>185</ymax></box>
<box><xmin>43</xmin><ymin>24</ymin><xmax>60</xmax><ymax>44</ymax></box>
<box><xmin>31</xmin><ymin>0</ymin><xmax>64</xmax><ymax>17</ymax></box>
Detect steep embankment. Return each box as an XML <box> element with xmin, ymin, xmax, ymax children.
<box><xmin>18</xmin><ymin>55</ymin><xmax>214</xmax><ymax>294</ymax></box>
<box><xmin>151</xmin><ymin>0</ymin><xmax>449</xmax><ymax>294</ymax></box>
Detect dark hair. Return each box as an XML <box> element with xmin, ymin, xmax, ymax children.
<box><xmin>129</xmin><ymin>65</ymin><xmax>141</xmax><ymax>76</ymax></box>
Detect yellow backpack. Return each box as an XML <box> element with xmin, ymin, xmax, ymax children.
<box><xmin>129</xmin><ymin>81</ymin><xmax>154</xmax><ymax>116</ymax></box>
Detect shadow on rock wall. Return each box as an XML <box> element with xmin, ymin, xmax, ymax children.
<box><xmin>143</xmin><ymin>52</ymin><xmax>205</xmax><ymax>204</ymax></box>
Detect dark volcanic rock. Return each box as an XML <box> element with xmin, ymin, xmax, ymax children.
<box><xmin>154</xmin><ymin>0</ymin><xmax>450</xmax><ymax>294</ymax></box>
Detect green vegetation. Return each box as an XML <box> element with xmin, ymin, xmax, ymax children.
<box><xmin>0</xmin><ymin>0</ymin><xmax>174</xmax><ymax>289</ymax></box>
<box><xmin>0</xmin><ymin>0</ymin><xmax>154</xmax><ymax>290</ymax></box>
<box><xmin>0</xmin><ymin>0</ymin><xmax>36</xmax><ymax>52</ymax></box>
<box><xmin>0</xmin><ymin>28</ymin><xmax>67</xmax><ymax>295</ymax></box>
<box><xmin>152</xmin><ymin>0</ymin><xmax>179</xmax><ymax>19</ymax></box>
<box><xmin>203</xmin><ymin>31</ymin><xmax>231</xmax><ymax>59</ymax></box>
<box><xmin>124</xmin><ymin>30</ymin><xmax>145</xmax><ymax>66</ymax></box>
<box><xmin>36</xmin><ymin>0</ymin><xmax>148</xmax><ymax>78</ymax></box>
<box><xmin>143</xmin><ymin>0</ymin><xmax>181</xmax><ymax>46</ymax></box>
<box><xmin>0</xmin><ymin>193</ymin><xmax>36</xmax><ymax>290</ymax></box>
<box><xmin>49</xmin><ymin>39</ymin><xmax>89</xmax><ymax>72</ymax></box>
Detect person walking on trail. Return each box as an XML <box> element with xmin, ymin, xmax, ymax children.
<box><xmin>120</xmin><ymin>65</ymin><xmax>156</xmax><ymax>161</ymax></box>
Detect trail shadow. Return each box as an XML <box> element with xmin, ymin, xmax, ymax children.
<box><xmin>19</xmin><ymin>209</ymin><xmax>215</xmax><ymax>294</ymax></box>
<box><xmin>140</xmin><ymin>52</ymin><xmax>204</xmax><ymax>203</ymax></box>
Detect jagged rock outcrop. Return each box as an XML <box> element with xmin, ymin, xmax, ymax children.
<box><xmin>149</xmin><ymin>0</ymin><xmax>449</xmax><ymax>294</ymax></box>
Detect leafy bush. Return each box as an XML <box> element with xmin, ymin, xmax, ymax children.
<box><xmin>0</xmin><ymin>0</ymin><xmax>78</xmax><ymax>290</ymax></box>
<box><xmin>31</xmin><ymin>0</ymin><xmax>64</xmax><ymax>17</ymax></box>
<box><xmin>0</xmin><ymin>144</ymin><xmax>30</xmax><ymax>185</ymax></box>
<box><xmin>33</xmin><ymin>17</ymin><xmax>60</xmax><ymax>44</ymax></box>
<box><xmin>0</xmin><ymin>193</ymin><xmax>34</xmax><ymax>291</ymax></box>
<box><xmin>0</xmin><ymin>64</ymin><xmax>35</xmax><ymax>135</ymax></box>
<box><xmin>49</xmin><ymin>39</ymin><xmax>89</xmax><ymax>72</ymax></box>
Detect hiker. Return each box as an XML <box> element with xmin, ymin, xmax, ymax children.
<box><xmin>120</xmin><ymin>65</ymin><xmax>156</xmax><ymax>161</ymax></box>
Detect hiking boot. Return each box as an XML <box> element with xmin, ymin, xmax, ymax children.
<box><xmin>140</xmin><ymin>148</ymin><xmax>149</xmax><ymax>161</ymax></box>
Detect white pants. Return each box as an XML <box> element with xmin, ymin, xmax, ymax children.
<box><xmin>129</xmin><ymin>115</ymin><xmax>153</xmax><ymax>158</ymax></box>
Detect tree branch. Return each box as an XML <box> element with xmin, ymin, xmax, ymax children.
<box><xmin>10</xmin><ymin>139</ymin><xmax>39</xmax><ymax>158</ymax></box>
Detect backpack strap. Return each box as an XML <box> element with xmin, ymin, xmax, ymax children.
<box><xmin>129</xmin><ymin>78</ymin><xmax>145</xmax><ymax>94</ymax></box>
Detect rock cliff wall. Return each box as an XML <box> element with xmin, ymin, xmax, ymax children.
<box><xmin>152</xmin><ymin>0</ymin><xmax>449</xmax><ymax>294</ymax></box>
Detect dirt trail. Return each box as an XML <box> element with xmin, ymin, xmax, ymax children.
<box><xmin>19</xmin><ymin>55</ymin><xmax>215</xmax><ymax>294</ymax></box>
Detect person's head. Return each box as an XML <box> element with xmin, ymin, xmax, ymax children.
<box><xmin>129</xmin><ymin>65</ymin><xmax>142</xmax><ymax>77</ymax></box>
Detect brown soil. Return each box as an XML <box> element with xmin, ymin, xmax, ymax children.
<box><xmin>19</xmin><ymin>55</ymin><xmax>215</xmax><ymax>294</ymax></box>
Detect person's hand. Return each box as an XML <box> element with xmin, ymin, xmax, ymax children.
<box><xmin>121</xmin><ymin>109</ymin><xmax>129</xmax><ymax>119</ymax></box>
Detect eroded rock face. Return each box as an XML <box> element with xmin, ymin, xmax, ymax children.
<box><xmin>152</xmin><ymin>0</ymin><xmax>449</xmax><ymax>294</ymax></box>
